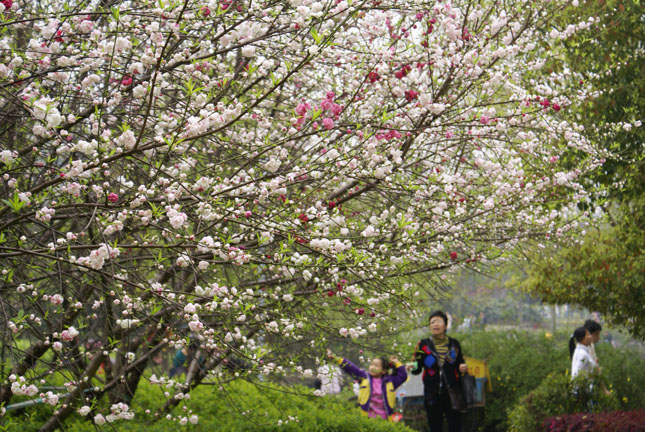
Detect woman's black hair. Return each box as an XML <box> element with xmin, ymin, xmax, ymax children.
<box><xmin>429</xmin><ymin>310</ymin><xmax>448</xmax><ymax>326</ymax></box>
<box><xmin>378</xmin><ymin>357</ymin><xmax>391</xmax><ymax>375</ymax></box>
<box><xmin>584</xmin><ymin>319</ymin><xmax>602</xmax><ymax>334</ymax></box>
<box><xmin>569</xmin><ymin>327</ymin><xmax>588</xmax><ymax>359</ymax></box>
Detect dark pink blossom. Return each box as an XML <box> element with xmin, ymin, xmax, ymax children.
<box><xmin>368</xmin><ymin>71</ymin><xmax>380</xmax><ymax>83</ymax></box>
<box><xmin>395</xmin><ymin>64</ymin><xmax>412</xmax><ymax>79</ymax></box>
<box><xmin>405</xmin><ymin>90</ymin><xmax>419</xmax><ymax>101</ymax></box>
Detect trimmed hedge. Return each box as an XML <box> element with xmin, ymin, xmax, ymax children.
<box><xmin>543</xmin><ymin>410</ymin><xmax>645</xmax><ymax>432</ymax></box>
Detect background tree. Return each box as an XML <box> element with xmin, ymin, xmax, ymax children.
<box><xmin>520</xmin><ymin>0</ymin><xmax>645</xmax><ymax>337</ymax></box>
<box><xmin>0</xmin><ymin>0</ymin><xmax>608</xmax><ymax>428</ymax></box>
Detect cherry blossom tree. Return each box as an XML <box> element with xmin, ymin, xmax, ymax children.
<box><xmin>0</xmin><ymin>0</ymin><xmax>606</xmax><ymax>428</ymax></box>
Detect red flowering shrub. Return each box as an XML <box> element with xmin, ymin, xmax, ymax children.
<box><xmin>544</xmin><ymin>410</ymin><xmax>645</xmax><ymax>432</ymax></box>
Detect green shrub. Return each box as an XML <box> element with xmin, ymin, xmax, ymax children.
<box><xmin>3</xmin><ymin>379</ymin><xmax>414</xmax><ymax>432</ymax></box>
<box><xmin>596</xmin><ymin>343</ymin><xmax>645</xmax><ymax>410</ymax></box>
<box><xmin>454</xmin><ymin>329</ymin><xmax>645</xmax><ymax>431</ymax></box>
<box><xmin>507</xmin><ymin>372</ymin><xmax>618</xmax><ymax>432</ymax></box>
<box><xmin>457</xmin><ymin>330</ymin><xmax>570</xmax><ymax>431</ymax></box>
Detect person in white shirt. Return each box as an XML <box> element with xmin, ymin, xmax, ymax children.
<box><xmin>570</xmin><ymin>327</ymin><xmax>596</xmax><ymax>379</ymax></box>
<box><xmin>583</xmin><ymin>319</ymin><xmax>603</xmax><ymax>366</ymax></box>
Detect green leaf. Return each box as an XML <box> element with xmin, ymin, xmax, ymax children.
<box><xmin>310</xmin><ymin>28</ymin><xmax>322</xmax><ymax>45</ymax></box>
<box><xmin>1</xmin><ymin>191</ymin><xmax>26</xmax><ymax>213</ymax></box>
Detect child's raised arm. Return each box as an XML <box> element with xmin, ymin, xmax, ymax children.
<box><xmin>388</xmin><ymin>356</ymin><xmax>408</xmax><ymax>388</ymax></box>
<box><xmin>327</xmin><ymin>350</ymin><xmax>367</xmax><ymax>380</ymax></box>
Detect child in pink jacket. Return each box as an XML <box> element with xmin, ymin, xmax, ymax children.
<box><xmin>327</xmin><ymin>350</ymin><xmax>407</xmax><ymax>421</ymax></box>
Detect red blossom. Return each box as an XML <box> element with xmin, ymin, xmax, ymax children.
<box><xmin>450</xmin><ymin>251</ymin><xmax>458</xmax><ymax>260</ymax></box>
<box><xmin>395</xmin><ymin>64</ymin><xmax>412</xmax><ymax>79</ymax></box>
<box><xmin>405</xmin><ymin>89</ymin><xmax>419</xmax><ymax>102</ymax></box>
<box><xmin>107</xmin><ymin>193</ymin><xmax>119</xmax><ymax>203</ymax></box>
<box><xmin>1</xmin><ymin>0</ymin><xmax>12</xmax><ymax>9</ymax></box>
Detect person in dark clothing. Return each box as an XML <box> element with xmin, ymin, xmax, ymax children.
<box><xmin>411</xmin><ymin>311</ymin><xmax>468</xmax><ymax>432</ymax></box>
<box><xmin>169</xmin><ymin>342</ymin><xmax>199</xmax><ymax>378</ymax></box>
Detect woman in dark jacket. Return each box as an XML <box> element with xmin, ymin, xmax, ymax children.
<box><xmin>411</xmin><ymin>311</ymin><xmax>468</xmax><ymax>432</ymax></box>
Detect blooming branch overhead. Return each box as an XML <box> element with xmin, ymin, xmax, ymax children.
<box><xmin>0</xmin><ymin>0</ymin><xmax>606</xmax><ymax>427</ymax></box>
